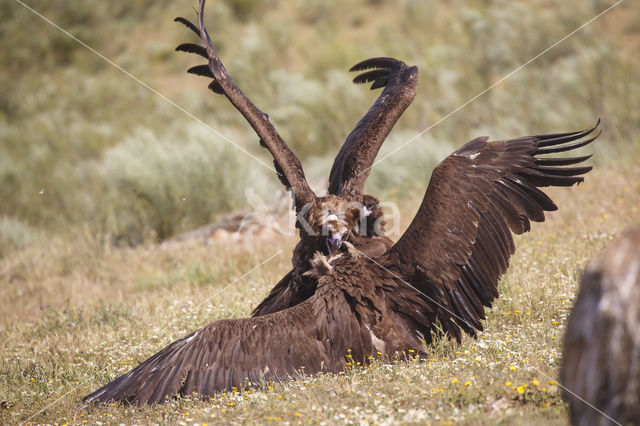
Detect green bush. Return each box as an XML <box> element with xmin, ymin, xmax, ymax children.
<box><xmin>0</xmin><ymin>217</ymin><xmax>37</xmax><ymax>258</ymax></box>
<box><xmin>0</xmin><ymin>0</ymin><xmax>638</xmax><ymax>254</ymax></box>
<box><xmin>97</xmin><ymin>124</ymin><xmax>277</xmax><ymax>244</ymax></box>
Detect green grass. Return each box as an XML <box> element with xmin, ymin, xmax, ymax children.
<box><xmin>1</xmin><ymin>165</ymin><xmax>639</xmax><ymax>424</ymax></box>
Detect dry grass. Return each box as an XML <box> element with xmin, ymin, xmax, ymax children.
<box><xmin>1</xmin><ymin>162</ymin><xmax>639</xmax><ymax>424</ymax></box>
<box><xmin>3</xmin><ymin>0</ymin><xmax>640</xmax><ymax>243</ymax></box>
<box><xmin>2</xmin><ymin>0</ymin><xmax>640</xmax><ymax>423</ymax></box>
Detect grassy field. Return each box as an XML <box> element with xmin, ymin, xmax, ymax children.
<box><xmin>2</xmin><ymin>0</ymin><xmax>639</xmax><ymax>246</ymax></box>
<box><xmin>2</xmin><ymin>0</ymin><xmax>640</xmax><ymax>424</ymax></box>
<box><xmin>1</xmin><ymin>164</ymin><xmax>639</xmax><ymax>424</ymax></box>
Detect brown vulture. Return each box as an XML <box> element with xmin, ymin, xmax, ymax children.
<box><xmin>175</xmin><ymin>11</ymin><xmax>410</xmax><ymax>317</ymax></box>
<box><xmin>83</xmin><ymin>0</ymin><xmax>600</xmax><ymax>405</ymax></box>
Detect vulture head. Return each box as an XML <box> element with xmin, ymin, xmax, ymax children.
<box><xmin>303</xmin><ymin>195</ymin><xmax>361</xmax><ymax>255</ymax></box>
<box><xmin>361</xmin><ymin>194</ymin><xmax>386</xmax><ymax>237</ymax></box>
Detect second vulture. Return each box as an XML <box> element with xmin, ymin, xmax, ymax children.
<box><xmin>83</xmin><ymin>0</ymin><xmax>600</xmax><ymax>405</ymax></box>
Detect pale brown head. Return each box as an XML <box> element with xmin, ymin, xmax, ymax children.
<box><xmin>301</xmin><ymin>195</ymin><xmax>361</xmax><ymax>255</ymax></box>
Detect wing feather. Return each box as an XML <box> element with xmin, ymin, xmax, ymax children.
<box><xmin>83</xmin><ymin>255</ymin><xmax>386</xmax><ymax>405</ymax></box>
<box><xmin>535</xmin><ymin>154</ymin><xmax>592</xmax><ymax>166</ymax></box>
<box><xmin>349</xmin><ymin>57</ymin><xmax>402</xmax><ymax>71</ymax></box>
<box><xmin>352</xmin><ymin>69</ymin><xmax>389</xmax><ymax>86</ymax></box>
<box><xmin>175</xmin><ymin>43</ymin><xmax>208</xmax><ymax>58</ymax></box>
<box><xmin>175</xmin><ymin>3</ymin><xmax>315</xmax><ymax>210</ymax></box>
<box><xmin>385</xmin><ymin>122</ymin><xmax>599</xmax><ymax>339</ymax></box>
<box><xmin>328</xmin><ymin>57</ymin><xmax>419</xmax><ymax>200</ymax></box>
<box><xmin>187</xmin><ymin>64</ymin><xmax>214</xmax><ymax>78</ymax></box>
<box><xmin>83</xmin><ymin>300</ymin><xmax>334</xmax><ymax>404</ymax></box>
<box><xmin>174</xmin><ymin>17</ymin><xmax>200</xmax><ymax>37</ymax></box>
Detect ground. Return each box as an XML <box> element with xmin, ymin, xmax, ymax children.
<box><xmin>1</xmin><ymin>164</ymin><xmax>639</xmax><ymax>425</ymax></box>
<box><xmin>2</xmin><ymin>0</ymin><xmax>640</xmax><ymax>423</ymax></box>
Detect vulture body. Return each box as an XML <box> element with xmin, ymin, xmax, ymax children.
<box><xmin>251</xmin><ymin>194</ymin><xmax>393</xmax><ymax>317</ymax></box>
<box><xmin>84</xmin><ymin>0</ymin><xmax>600</xmax><ymax>404</ymax></box>
<box><xmin>561</xmin><ymin>228</ymin><xmax>640</xmax><ymax>426</ymax></box>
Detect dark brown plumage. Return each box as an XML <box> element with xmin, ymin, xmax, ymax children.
<box><xmin>83</xmin><ymin>0</ymin><xmax>600</xmax><ymax>405</ymax></box>
<box><xmin>176</xmin><ymin>12</ymin><xmax>314</xmax><ymax>212</ymax></box>
<box><xmin>354</xmin><ymin>194</ymin><xmax>393</xmax><ymax>257</ymax></box>
<box><xmin>176</xmin><ymin>7</ymin><xmax>401</xmax><ymax>315</ymax></box>
<box><xmin>246</xmin><ymin>57</ymin><xmax>412</xmax><ymax>315</ymax></box>
<box><xmin>561</xmin><ymin>228</ymin><xmax>640</xmax><ymax>426</ymax></box>
<box><xmin>251</xmin><ymin>194</ymin><xmax>392</xmax><ymax>317</ymax></box>
<box><xmin>328</xmin><ymin>58</ymin><xmax>418</xmax><ymax>201</ymax></box>
<box><xmin>84</xmin><ymin>203</ymin><xmax>389</xmax><ymax>405</ymax></box>
<box><xmin>381</xmin><ymin>123</ymin><xmax>599</xmax><ymax>338</ymax></box>
<box><xmin>84</xmin><ymin>248</ymin><xmax>377</xmax><ymax>404</ymax></box>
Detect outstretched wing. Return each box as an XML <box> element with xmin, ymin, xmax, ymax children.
<box><xmin>385</xmin><ymin>121</ymin><xmax>600</xmax><ymax>340</ymax></box>
<box><xmin>83</xmin><ymin>295</ymin><xmax>351</xmax><ymax>405</ymax></box>
<box><xmin>328</xmin><ymin>57</ymin><xmax>418</xmax><ymax>201</ymax></box>
<box><xmin>175</xmin><ymin>1</ymin><xmax>315</xmax><ymax>210</ymax></box>
<box><xmin>250</xmin><ymin>270</ymin><xmax>302</xmax><ymax>317</ymax></box>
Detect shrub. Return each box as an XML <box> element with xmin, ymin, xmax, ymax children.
<box><xmin>0</xmin><ymin>217</ymin><xmax>37</xmax><ymax>258</ymax></box>
<box><xmin>97</xmin><ymin>124</ymin><xmax>277</xmax><ymax>243</ymax></box>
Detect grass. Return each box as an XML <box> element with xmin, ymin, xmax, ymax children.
<box><xmin>1</xmin><ymin>163</ymin><xmax>639</xmax><ymax>424</ymax></box>
<box><xmin>2</xmin><ymin>0</ymin><xmax>640</xmax><ymax>244</ymax></box>
<box><xmin>2</xmin><ymin>0</ymin><xmax>640</xmax><ymax>423</ymax></box>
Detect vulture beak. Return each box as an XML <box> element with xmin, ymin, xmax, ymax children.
<box><xmin>326</xmin><ymin>233</ymin><xmax>343</xmax><ymax>256</ymax></box>
<box><xmin>363</xmin><ymin>206</ymin><xmax>373</xmax><ymax>217</ymax></box>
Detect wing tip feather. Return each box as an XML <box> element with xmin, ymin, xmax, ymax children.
<box><xmin>349</xmin><ymin>57</ymin><xmax>402</xmax><ymax>73</ymax></box>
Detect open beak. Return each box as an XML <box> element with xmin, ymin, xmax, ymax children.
<box><xmin>326</xmin><ymin>233</ymin><xmax>343</xmax><ymax>256</ymax></box>
<box><xmin>363</xmin><ymin>206</ymin><xmax>372</xmax><ymax>217</ymax></box>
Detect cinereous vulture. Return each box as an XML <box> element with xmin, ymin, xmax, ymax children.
<box><xmin>83</xmin><ymin>0</ymin><xmax>599</xmax><ymax>404</ymax></box>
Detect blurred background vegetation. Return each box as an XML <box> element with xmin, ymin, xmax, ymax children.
<box><xmin>1</xmin><ymin>0</ymin><xmax>639</xmax><ymax>254</ymax></box>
